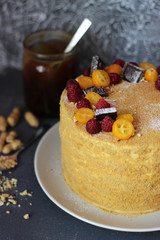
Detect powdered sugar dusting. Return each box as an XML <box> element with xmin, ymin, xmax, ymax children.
<box><xmin>148</xmin><ymin>117</ymin><xmax>160</xmax><ymax>131</ymax></box>
<box><xmin>106</xmin><ymin>80</ymin><xmax>160</xmax><ymax>136</ymax></box>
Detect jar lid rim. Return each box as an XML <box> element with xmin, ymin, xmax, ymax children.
<box><xmin>23</xmin><ymin>29</ymin><xmax>76</xmax><ymax>58</ymax></box>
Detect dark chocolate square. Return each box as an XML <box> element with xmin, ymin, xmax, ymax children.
<box><xmin>122</xmin><ymin>62</ymin><xmax>144</xmax><ymax>83</ymax></box>
<box><xmin>90</xmin><ymin>55</ymin><xmax>105</xmax><ymax>76</ymax></box>
<box><xmin>95</xmin><ymin>107</ymin><xmax>117</xmax><ymax>121</ymax></box>
<box><xmin>83</xmin><ymin>86</ymin><xmax>108</xmax><ymax>97</ymax></box>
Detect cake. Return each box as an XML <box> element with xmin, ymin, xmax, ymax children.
<box><xmin>59</xmin><ymin>57</ymin><xmax>160</xmax><ymax>215</ymax></box>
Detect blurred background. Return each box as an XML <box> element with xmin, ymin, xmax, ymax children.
<box><xmin>0</xmin><ymin>0</ymin><xmax>160</xmax><ymax>74</ymax></box>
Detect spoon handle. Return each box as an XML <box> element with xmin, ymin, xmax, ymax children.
<box><xmin>64</xmin><ymin>18</ymin><xmax>92</xmax><ymax>53</ymax></box>
<box><xmin>0</xmin><ymin>124</ymin><xmax>51</xmax><ymax>170</ymax></box>
<box><xmin>19</xmin><ymin>124</ymin><xmax>50</xmax><ymax>153</ymax></box>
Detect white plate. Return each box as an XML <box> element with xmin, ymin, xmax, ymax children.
<box><xmin>34</xmin><ymin>122</ymin><xmax>160</xmax><ymax>232</ymax></box>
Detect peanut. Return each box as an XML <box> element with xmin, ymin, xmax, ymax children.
<box><xmin>24</xmin><ymin>111</ymin><xmax>39</xmax><ymax>127</ymax></box>
<box><xmin>7</xmin><ymin>107</ymin><xmax>21</xmax><ymax>127</ymax></box>
<box><xmin>6</xmin><ymin>131</ymin><xmax>18</xmax><ymax>143</ymax></box>
<box><xmin>2</xmin><ymin>139</ymin><xmax>23</xmax><ymax>154</ymax></box>
<box><xmin>0</xmin><ymin>132</ymin><xmax>8</xmax><ymax>152</ymax></box>
<box><xmin>0</xmin><ymin>116</ymin><xmax>8</xmax><ymax>131</ymax></box>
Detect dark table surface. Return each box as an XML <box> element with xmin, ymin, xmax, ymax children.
<box><xmin>0</xmin><ymin>68</ymin><xmax>160</xmax><ymax>240</ymax></box>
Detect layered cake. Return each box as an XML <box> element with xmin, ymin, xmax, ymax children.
<box><xmin>59</xmin><ymin>57</ymin><xmax>160</xmax><ymax>215</ymax></box>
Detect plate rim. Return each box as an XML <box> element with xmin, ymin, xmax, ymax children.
<box><xmin>34</xmin><ymin>121</ymin><xmax>160</xmax><ymax>232</ymax></box>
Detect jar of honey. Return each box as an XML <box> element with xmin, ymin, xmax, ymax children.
<box><xmin>22</xmin><ymin>30</ymin><xmax>77</xmax><ymax>116</ymax></box>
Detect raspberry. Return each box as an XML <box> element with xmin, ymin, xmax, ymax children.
<box><xmin>96</xmin><ymin>99</ymin><xmax>110</xmax><ymax>109</ymax></box>
<box><xmin>86</xmin><ymin>119</ymin><xmax>101</xmax><ymax>134</ymax></box>
<box><xmin>155</xmin><ymin>77</ymin><xmax>160</xmax><ymax>90</ymax></box>
<box><xmin>101</xmin><ymin>116</ymin><xmax>114</xmax><ymax>132</ymax></box>
<box><xmin>129</xmin><ymin>62</ymin><xmax>139</xmax><ymax>67</ymax></box>
<box><xmin>114</xmin><ymin>59</ymin><xmax>125</xmax><ymax>68</ymax></box>
<box><xmin>83</xmin><ymin>68</ymin><xmax>91</xmax><ymax>76</ymax></box>
<box><xmin>66</xmin><ymin>79</ymin><xmax>79</xmax><ymax>90</ymax></box>
<box><xmin>67</xmin><ymin>84</ymin><xmax>83</xmax><ymax>102</ymax></box>
<box><xmin>157</xmin><ymin>66</ymin><xmax>160</xmax><ymax>75</ymax></box>
<box><xmin>76</xmin><ymin>98</ymin><xmax>91</xmax><ymax>109</ymax></box>
<box><xmin>109</xmin><ymin>73</ymin><xmax>121</xmax><ymax>85</ymax></box>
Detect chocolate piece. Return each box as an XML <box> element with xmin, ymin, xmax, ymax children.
<box><xmin>83</xmin><ymin>86</ymin><xmax>108</xmax><ymax>97</ymax></box>
<box><xmin>90</xmin><ymin>55</ymin><xmax>105</xmax><ymax>76</ymax></box>
<box><xmin>95</xmin><ymin>107</ymin><xmax>117</xmax><ymax>121</ymax></box>
<box><xmin>122</xmin><ymin>62</ymin><xmax>144</xmax><ymax>83</ymax></box>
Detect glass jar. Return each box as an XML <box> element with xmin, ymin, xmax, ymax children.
<box><xmin>22</xmin><ymin>30</ymin><xmax>77</xmax><ymax>116</ymax></box>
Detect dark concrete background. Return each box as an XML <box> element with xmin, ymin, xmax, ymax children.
<box><xmin>1</xmin><ymin>0</ymin><xmax>160</xmax><ymax>74</ymax></box>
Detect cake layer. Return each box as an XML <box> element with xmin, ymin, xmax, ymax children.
<box><xmin>59</xmin><ymin>80</ymin><xmax>160</xmax><ymax>215</ymax></box>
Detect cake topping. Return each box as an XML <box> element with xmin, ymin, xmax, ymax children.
<box><xmin>144</xmin><ymin>68</ymin><xmax>158</xmax><ymax>82</ymax></box>
<box><xmin>122</xmin><ymin>62</ymin><xmax>144</xmax><ymax>83</ymax></box>
<box><xmin>109</xmin><ymin>73</ymin><xmax>121</xmax><ymax>85</ymax></box>
<box><xmin>66</xmin><ymin>79</ymin><xmax>83</xmax><ymax>102</ymax></box>
<box><xmin>90</xmin><ymin>55</ymin><xmax>105</xmax><ymax>76</ymax></box>
<box><xmin>157</xmin><ymin>66</ymin><xmax>160</xmax><ymax>74</ymax></box>
<box><xmin>112</xmin><ymin>118</ymin><xmax>134</xmax><ymax>140</ymax></box>
<box><xmin>106</xmin><ymin>64</ymin><xmax>122</xmax><ymax>75</ymax></box>
<box><xmin>77</xmin><ymin>75</ymin><xmax>94</xmax><ymax>89</ymax></box>
<box><xmin>101</xmin><ymin>116</ymin><xmax>114</xmax><ymax>132</ymax></box>
<box><xmin>83</xmin><ymin>86</ymin><xmax>108</xmax><ymax>97</ymax></box>
<box><xmin>95</xmin><ymin>107</ymin><xmax>117</xmax><ymax>121</ymax></box>
<box><xmin>96</xmin><ymin>99</ymin><xmax>110</xmax><ymax>109</ymax></box>
<box><xmin>83</xmin><ymin>68</ymin><xmax>91</xmax><ymax>76</ymax></box>
<box><xmin>85</xmin><ymin>92</ymin><xmax>102</xmax><ymax>107</ymax></box>
<box><xmin>155</xmin><ymin>77</ymin><xmax>160</xmax><ymax>90</ymax></box>
<box><xmin>75</xmin><ymin>108</ymin><xmax>94</xmax><ymax>123</ymax></box>
<box><xmin>65</xmin><ymin>56</ymin><xmax>160</xmax><ymax>140</ymax></box>
<box><xmin>76</xmin><ymin>98</ymin><xmax>91</xmax><ymax>109</ymax></box>
<box><xmin>139</xmin><ymin>62</ymin><xmax>156</xmax><ymax>71</ymax></box>
<box><xmin>117</xmin><ymin>113</ymin><xmax>134</xmax><ymax>123</ymax></box>
<box><xmin>129</xmin><ymin>62</ymin><xmax>139</xmax><ymax>67</ymax></box>
<box><xmin>67</xmin><ymin>83</ymin><xmax>83</xmax><ymax>102</ymax></box>
<box><xmin>66</xmin><ymin>78</ymin><xmax>79</xmax><ymax>90</ymax></box>
<box><xmin>114</xmin><ymin>58</ymin><xmax>125</xmax><ymax>68</ymax></box>
<box><xmin>86</xmin><ymin>119</ymin><xmax>101</xmax><ymax>134</ymax></box>
<box><xmin>92</xmin><ymin>69</ymin><xmax>110</xmax><ymax>87</ymax></box>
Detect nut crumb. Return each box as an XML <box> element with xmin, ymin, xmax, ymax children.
<box><xmin>20</xmin><ymin>190</ymin><xmax>32</xmax><ymax>196</ymax></box>
<box><xmin>8</xmin><ymin>198</ymin><xmax>17</xmax><ymax>205</ymax></box>
<box><xmin>0</xmin><ymin>200</ymin><xmax>4</xmax><ymax>206</ymax></box>
<box><xmin>6</xmin><ymin>210</ymin><xmax>11</xmax><ymax>214</ymax></box>
<box><xmin>0</xmin><ymin>155</ymin><xmax>17</xmax><ymax>170</ymax></box>
<box><xmin>23</xmin><ymin>214</ymin><xmax>30</xmax><ymax>219</ymax></box>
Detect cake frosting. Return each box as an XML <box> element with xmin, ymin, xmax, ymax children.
<box><xmin>59</xmin><ymin>61</ymin><xmax>160</xmax><ymax>215</ymax></box>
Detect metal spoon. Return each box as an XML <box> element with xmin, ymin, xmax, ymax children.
<box><xmin>64</xmin><ymin>18</ymin><xmax>92</xmax><ymax>53</ymax></box>
<box><xmin>0</xmin><ymin>124</ymin><xmax>50</xmax><ymax>171</ymax></box>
